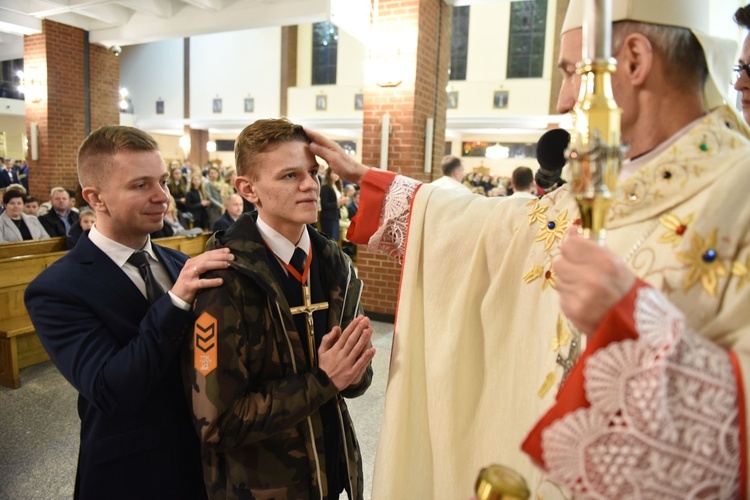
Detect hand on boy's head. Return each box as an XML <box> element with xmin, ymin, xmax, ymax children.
<box><xmin>305</xmin><ymin>128</ymin><xmax>370</xmax><ymax>185</ymax></box>
<box><xmin>171</xmin><ymin>248</ymin><xmax>235</xmax><ymax>304</ymax></box>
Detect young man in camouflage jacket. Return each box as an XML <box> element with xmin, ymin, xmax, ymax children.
<box><xmin>185</xmin><ymin>118</ymin><xmax>376</xmax><ymax>499</ymax></box>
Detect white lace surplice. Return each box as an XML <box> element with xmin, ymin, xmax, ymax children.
<box><xmin>540</xmin><ymin>286</ymin><xmax>740</xmax><ymax>499</ymax></box>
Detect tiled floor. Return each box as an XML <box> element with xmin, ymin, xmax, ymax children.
<box><xmin>0</xmin><ymin>320</ymin><xmax>394</xmax><ymax>500</ymax></box>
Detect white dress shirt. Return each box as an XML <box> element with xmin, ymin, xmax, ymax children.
<box><xmin>256</xmin><ymin>216</ymin><xmax>311</xmax><ymax>273</ymax></box>
<box><xmin>88</xmin><ymin>224</ymin><xmax>189</xmax><ymax>309</ymax></box>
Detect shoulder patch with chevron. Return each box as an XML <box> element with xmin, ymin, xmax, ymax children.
<box><xmin>194</xmin><ymin>311</ymin><xmax>217</xmax><ymax>376</ymax></box>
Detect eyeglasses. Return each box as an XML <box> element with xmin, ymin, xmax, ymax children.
<box><xmin>733</xmin><ymin>63</ymin><xmax>750</xmax><ymax>84</ymax></box>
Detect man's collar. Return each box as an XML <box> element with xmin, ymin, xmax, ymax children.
<box><xmin>88</xmin><ymin>224</ymin><xmax>157</xmax><ymax>268</ymax></box>
<box><xmin>256</xmin><ymin>216</ymin><xmax>310</xmax><ymax>265</ymax></box>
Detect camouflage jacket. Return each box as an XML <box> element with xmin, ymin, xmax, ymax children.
<box><xmin>184</xmin><ymin>213</ymin><xmax>372</xmax><ymax>499</ymax></box>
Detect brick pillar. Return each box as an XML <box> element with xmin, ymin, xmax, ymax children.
<box><xmin>358</xmin><ymin>0</ymin><xmax>451</xmax><ymax>317</ymax></box>
<box><xmin>24</xmin><ymin>20</ymin><xmax>119</xmax><ymax>201</ymax></box>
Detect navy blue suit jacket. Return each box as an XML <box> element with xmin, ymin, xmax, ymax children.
<box><xmin>25</xmin><ymin>233</ymin><xmax>207</xmax><ymax>500</ymax></box>
<box><xmin>0</xmin><ymin>168</ymin><xmax>11</xmax><ymax>188</ymax></box>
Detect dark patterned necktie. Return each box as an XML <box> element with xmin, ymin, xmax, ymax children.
<box><xmin>290</xmin><ymin>247</ymin><xmax>307</xmax><ymax>275</ymax></box>
<box><xmin>127</xmin><ymin>251</ymin><xmax>166</xmax><ymax>303</ymax></box>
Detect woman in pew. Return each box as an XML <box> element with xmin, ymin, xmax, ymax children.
<box><xmin>0</xmin><ymin>190</ymin><xmax>50</xmax><ymax>243</ymax></box>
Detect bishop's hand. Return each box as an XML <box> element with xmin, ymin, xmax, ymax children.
<box><xmin>318</xmin><ymin>315</ymin><xmax>376</xmax><ymax>391</ymax></box>
<box><xmin>553</xmin><ymin>228</ymin><xmax>635</xmax><ymax>336</ymax></box>
<box><xmin>306</xmin><ymin>128</ymin><xmax>370</xmax><ymax>185</ymax></box>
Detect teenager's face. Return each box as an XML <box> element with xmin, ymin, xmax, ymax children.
<box><xmin>191</xmin><ymin>175</ymin><xmax>203</xmax><ymax>188</ymax></box>
<box><xmin>23</xmin><ymin>201</ymin><xmax>39</xmax><ymax>216</ymax></box>
<box><xmin>238</xmin><ymin>140</ymin><xmax>320</xmax><ymax>243</ymax></box>
<box><xmin>85</xmin><ymin>150</ymin><xmax>169</xmax><ymax>249</ymax></box>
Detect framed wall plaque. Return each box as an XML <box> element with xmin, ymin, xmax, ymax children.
<box><xmin>244</xmin><ymin>97</ymin><xmax>254</xmax><ymax>113</ymax></box>
<box><xmin>493</xmin><ymin>90</ymin><xmax>509</xmax><ymax>109</ymax></box>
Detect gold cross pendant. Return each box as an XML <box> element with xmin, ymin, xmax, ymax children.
<box><xmin>290</xmin><ymin>284</ymin><xmax>329</xmax><ymax>367</ymax></box>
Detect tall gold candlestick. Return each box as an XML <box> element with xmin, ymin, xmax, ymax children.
<box><xmin>568</xmin><ymin>0</ymin><xmax>623</xmax><ymax>245</ymax></box>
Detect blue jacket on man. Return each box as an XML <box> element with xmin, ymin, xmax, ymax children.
<box><xmin>25</xmin><ymin>233</ymin><xmax>206</xmax><ymax>500</ymax></box>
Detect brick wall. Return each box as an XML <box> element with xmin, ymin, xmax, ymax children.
<box><xmin>24</xmin><ymin>20</ymin><xmax>119</xmax><ymax>202</ymax></box>
<box><xmin>358</xmin><ymin>0</ymin><xmax>451</xmax><ymax>317</ymax></box>
<box><xmin>89</xmin><ymin>43</ymin><xmax>120</xmax><ymax>131</ymax></box>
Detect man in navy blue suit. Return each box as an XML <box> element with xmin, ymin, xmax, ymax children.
<box><xmin>25</xmin><ymin>126</ymin><xmax>234</xmax><ymax>500</ymax></box>
<box><xmin>0</xmin><ymin>157</ymin><xmax>14</xmax><ymax>188</ymax></box>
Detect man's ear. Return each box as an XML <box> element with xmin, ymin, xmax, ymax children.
<box><xmin>235</xmin><ymin>176</ymin><xmax>259</xmax><ymax>205</ymax></box>
<box><xmin>81</xmin><ymin>187</ymin><xmax>102</xmax><ymax>209</ymax></box>
<box><xmin>617</xmin><ymin>32</ymin><xmax>653</xmax><ymax>86</ymax></box>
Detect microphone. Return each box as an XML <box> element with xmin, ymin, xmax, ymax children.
<box><xmin>535</xmin><ymin>129</ymin><xmax>570</xmax><ymax>189</ymax></box>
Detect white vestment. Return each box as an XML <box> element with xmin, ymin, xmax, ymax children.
<box><xmin>347</xmin><ymin>106</ymin><xmax>750</xmax><ymax>499</ymax></box>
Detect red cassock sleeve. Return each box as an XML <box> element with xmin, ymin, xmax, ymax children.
<box><xmin>346</xmin><ymin>169</ymin><xmax>397</xmax><ymax>245</ymax></box>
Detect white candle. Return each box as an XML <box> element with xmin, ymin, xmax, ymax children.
<box><xmin>584</xmin><ymin>0</ymin><xmax>612</xmax><ymax>60</ymax></box>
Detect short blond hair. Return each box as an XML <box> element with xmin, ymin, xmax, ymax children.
<box><xmin>49</xmin><ymin>186</ymin><xmax>68</xmax><ymax>198</ymax></box>
<box><xmin>77</xmin><ymin>126</ymin><xmax>160</xmax><ymax>188</ymax></box>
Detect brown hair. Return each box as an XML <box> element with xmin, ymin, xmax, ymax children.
<box><xmin>234</xmin><ymin>118</ymin><xmax>310</xmax><ymax>179</ymax></box>
<box><xmin>511</xmin><ymin>166</ymin><xmax>533</xmax><ymax>191</ymax></box>
<box><xmin>323</xmin><ymin>166</ymin><xmax>343</xmax><ymax>191</ymax></box>
<box><xmin>736</xmin><ymin>4</ymin><xmax>750</xmax><ymax>31</ymax></box>
<box><xmin>440</xmin><ymin>156</ymin><xmax>463</xmax><ymax>176</ymax></box>
<box><xmin>77</xmin><ymin>125</ymin><xmax>160</xmax><ymax>188</ymax></box>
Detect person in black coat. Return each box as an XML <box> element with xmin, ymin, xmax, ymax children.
<box><xmin>39</xmin><ymin>187</ymin><xmax>79</xmax><ymax>237</ymax></box>
<box><xmin>211</xmin><ymin>193</ymin><xmax>244</xmax><ymax>232</ymax></box>
<box><xmin>25</xmin><ymin>125</ymin><xmax>234</xmax><ymax>500</ymax></box>
<box><xmin>185</xmin><ymin>174</ymin><xmax>210</xmax><ymax>230</ymax></box>
<box><xmin>319</xmin><ymin>168</ymin><xmax>348</xmax><ymax>242</ymax></box>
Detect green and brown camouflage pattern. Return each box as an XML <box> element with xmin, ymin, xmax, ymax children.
<box><xmin>184</xmin><ymin>213</ymin><xmax>371</xmax><ymax>499</ymax></box>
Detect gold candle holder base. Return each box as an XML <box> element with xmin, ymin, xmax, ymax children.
<box><xmin>475</xmin><ymin>465</ymin><xmax>530</xmax><ymax>500</ymax></box>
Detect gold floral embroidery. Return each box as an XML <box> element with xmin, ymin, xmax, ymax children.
<box><xmin>551</xmin><ymin>314</ymin><xmax>571</xmax><ymax>352</ymax></box>
<box><xmin>732</xmin><ymin>256</ymin><xmax>750</xmax><ymax>291</ymax></box>
<box><xmin>542</xmin><ymin>268</ymin><xmax>556</xmax><ymax>290</ymax></box>
<box><xmin>527</xmin><ymin>202</ymin><xmax>548</xmax><ymax>225</ymax></box>
<box><xmin>534</xmin><ymin>210</ymin><xmax>571</xmax><ymax>251</ymax></box>
<box><xmin>523</xmin><ymin>265</ymin><xmax>544</xmax><ymax>284</ymax></box>
<box><xmin>675</xmin><ymin>229</ymin><xmax>727</xmax><ymax>297</ymax></box>
<box><xmin>538</xmin><ymin>372</ymin><xmax>556</xmax><ymax>399</ymax></box>
<box><xmin>658</xmin><ymin>212</ymin><xmax>695</xmax><ymax>247</ymax></box>
<box><xmin>523</xmin><ymin>265</ymin><xmax>556</xmax><ymax>290</ymax></box>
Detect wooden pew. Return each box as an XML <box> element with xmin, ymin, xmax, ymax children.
<box><xmin>0</xmin><ymin>232</ymin><xmax>211</xmax><ymax>389</ymax></box>
<box><xmin>0</xmin><ymin>252</ymin><xmax>66</xmax><ymax>389</ymax></box>
<box><xmin>0</xmin><ymin>237</ymin><xmax>67</xmax><ymax>259</ymax></box>
<box><xmin>152</xmin><ymin>231</ymin><xmax>211</xmax><ymax>256</ymax></box>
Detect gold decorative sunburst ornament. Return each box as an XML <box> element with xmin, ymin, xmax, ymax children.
<box><xmin>658</xmin><ymin>212</ymin><xmax>695</xmax><ymax>247</ymax></box>
<box><xmin>675</xmin><ymin>229</ymin><xmax>727</xmax><ymax>297</ymax></box>
<box><xmin>527</xmin><ymin>202</ymin><xmax>548</xmax><ymax>225</ymax></box>
<box><xmin>732</xmin><ymin>255</ymin><xmax>750</xmax><ymax>291</ymax></box>
<box><xmin>534</xmin><ymin>210</ymin><xmax>572</xmax><ymax>251</ymax></box>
